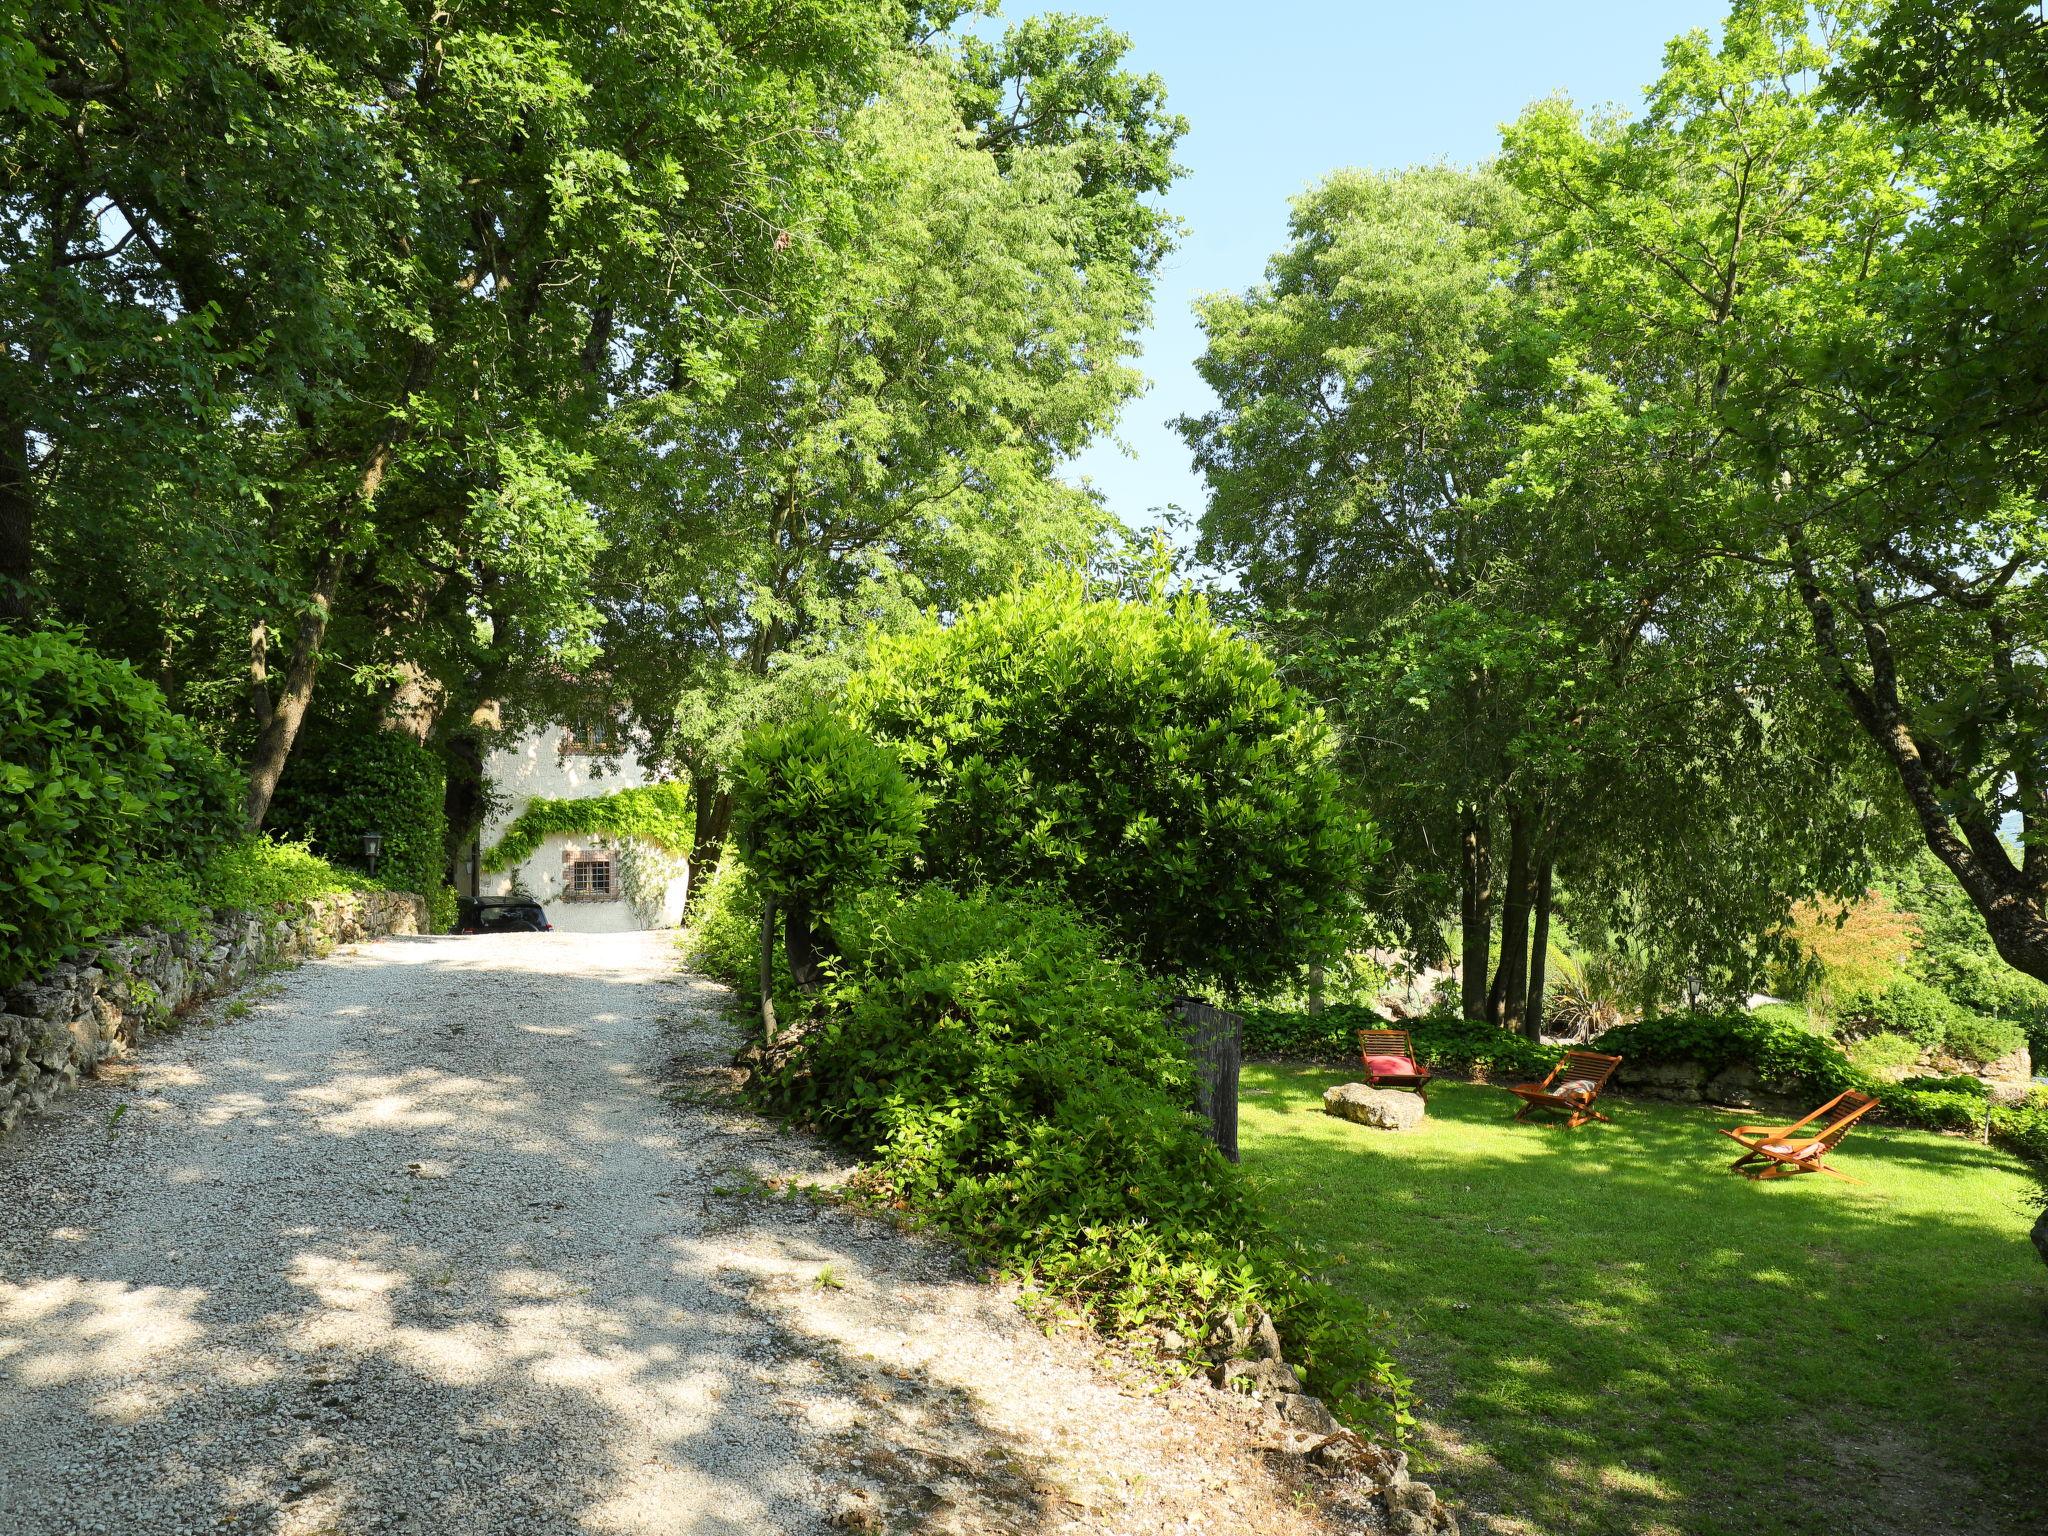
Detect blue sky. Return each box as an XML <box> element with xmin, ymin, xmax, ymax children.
<box><xmin>1053</xmin><ymin>0</ymin><xmax>1725</xmax><ymax>536</ymax></box>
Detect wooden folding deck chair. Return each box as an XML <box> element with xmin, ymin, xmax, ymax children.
<box><xmin>1357</xmin><ymin>1028</ymin><xmax>1432</xmax><ymax>1102</ymax></box>
<box><xmin>1720</xmin><ymin>1089</ymin><xmax>1879</xmax><ymax>1183</ymax></box>
<box><xmin>1506</xmin><ymin>1050</ymin><xmax>1622</xmax><ymax>1128</ymax></box>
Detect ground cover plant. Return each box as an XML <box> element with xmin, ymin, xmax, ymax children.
<box><xmin>748</xmin><ymin>884</ymin><xmax>1410</xmax><ymax>1433</ymax></box>
<box><xmin>1239</xmin><ymin>1067</ymin><xmax>2048</xmax><ymax>1536</ymax></box>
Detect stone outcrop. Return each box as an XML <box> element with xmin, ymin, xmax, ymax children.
<box><xmin>1323</xmin><ymin>1081</ymin><xmax>1427</xmax><ymax>1131</ymax></box>
<box><xmin>1208</xmin><ymin>1307</ymin><xmax>1459</xmax><ymax>1533</ymax></box>
<box><xmin>0</xmin><ymin>889</ymin><xmax>424</xmax><ymax>1136</ymax></box>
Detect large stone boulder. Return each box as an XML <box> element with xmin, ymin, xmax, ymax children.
<box><xmin>1323</xmin><ymin>1082</ymin><xmax>1425</xmax><ymax>1132</ymax></box>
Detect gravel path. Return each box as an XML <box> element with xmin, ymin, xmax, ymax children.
<box><xmin>0</xmin><ymin>931</ymin><xmax>1348</xmax><ymax>1536</ymax></box>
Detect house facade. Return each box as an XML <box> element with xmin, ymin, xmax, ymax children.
<box><xmin>472</xmin><ymin>722</ymin><xmax>690</xmax><ymax>933</ymax></box>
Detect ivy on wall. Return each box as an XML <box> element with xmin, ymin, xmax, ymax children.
<box><xmin>482</xmin><ymin>783</ymin><xmax>694</xmax><ymax>873</ymax></box>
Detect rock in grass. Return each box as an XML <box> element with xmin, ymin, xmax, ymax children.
<box><xmin>1322</xmin><ymin>1082</ymin><xmax>1425</xmax><ymax>1132</ymax></box>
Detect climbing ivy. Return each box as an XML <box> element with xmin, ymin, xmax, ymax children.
<box><xmin>482</xmin><ymin>784</ymin><xmax>694</xmax><ymax>873</ymax></box>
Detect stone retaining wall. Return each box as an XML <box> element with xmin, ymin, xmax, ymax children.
<box><xmin>0</xmin><ymin>889</ymin><xmax>425</xmax><ymax>1136</ymax></box>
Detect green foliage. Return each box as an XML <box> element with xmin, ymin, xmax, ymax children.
<box><xmin>1888</xmin><ymin>1082</ymin><xmax>1992</xmax><ymax>1136</ymax></box>
<box><xmin>1835</xmin><ymin>976</ymin><xmax>1957</xmax><ymax>1049</ymax></box>
<box><xmin>1241</xmin><ymin>1003</ymin><xmax>1561</xmax><ymax>1081</ymax></box>
<box><xmin>851</xmin><ymin>579</ymin><xmax>1379</xmax><ymax>990</ymax></box>
<box><xmin>268</xmin><ymin>732</ymin><xmax>448</xmax><ymax>923</ymax></box>
<box><xmin>483</xmin><ymin>783</ymin><xmax>694</xmax><ymax>872</ymax></box>
<box><xmin>1402</xmin><ymin>1012</ymin><xmax>1561</xmax><ymax>1081</ymax></box>
<box><xmin>679</xmin><ymin>853</ymin><xmax>792</xmax><ymax>1014</ymax></box>
<box><xmin>731</xmin><ymin>707</ymin><xmax>923</xmax><ymax>912</ymax></box>
<box><xmin>755</xmin><ymin>884</ymin><xmax>1409</xmax><ymax>1435</ymax></box>
<box><xmin>1597</xmin><ymin>1010</ymin><xmax>1867</xmax><ymax>1103</ymax></box>
<box><xmin>0</xmin><ymin>629</ymin><xmax>241</xmax><ymax>988</ymax></box>
<box><xmin>1989</xmin><ymin>1089</ymin><xmax>2048</xmax><ymax>1167</ymax></box>
<box><xmin>1943</xmin><ymin>1012</ymin><xmax>2028</xmax><ymax>1068</ymax></box>
<box><xmin>1885</xmin><ymin>852</ymin><xmax>2048</xmax><ymax>1058</ymax></box>
<box><xmin>110</xmin><ymin>836</ymin><xmax>379</xmax><ymax>941</ymax></box>
<box><xmin>1846</xmin><ymin>1031</ymin><xmax>1923</xmax><ymax>1075</ymax></box>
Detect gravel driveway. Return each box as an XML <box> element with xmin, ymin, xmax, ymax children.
<box><xmin>0</xmin><ymin>931</ymin><xmax>1345</xmax><ymax>1536</ymax></box>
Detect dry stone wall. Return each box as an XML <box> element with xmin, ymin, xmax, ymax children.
<box><xmin>0</xmin><ymin>889</ymin><xmax>424</xmax><ymax>1136</ymax></box>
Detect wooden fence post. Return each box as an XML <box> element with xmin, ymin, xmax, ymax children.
<box><xmin>1176</xmin><ymin>997</ymin><xmax>1242</xmax><ymax>1163</ymax></box>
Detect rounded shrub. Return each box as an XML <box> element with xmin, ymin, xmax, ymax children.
<box><xmin>268</xmin><ymin>730</ymin><xmax>448</xmax><ymax>919</ymax></box>
<box><xmin>0</xmin><ymin>628</ymin><xmax>240</xmax><ymax>987</ymax></box>
<box><xmin>731</xmin><ymin>705</ymin><xmax>924</xmax><ymax>913</ymax></box>
<box><xmin>1942</xmin><ymin>1012</ymin><xmax>2027</xmax><ymax>1067</ymax></box>
<box><xmin>1834</xmin><ymin>976</ymin><xmax>1957</xmax><ymax>1049</ymax></box>
<box><xmin>849</xmin><ymin>578</ymin><xmax>1380</xmax><ymax>991</ymax></box>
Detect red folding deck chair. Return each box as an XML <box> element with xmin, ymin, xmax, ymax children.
<box><xmin>1357</xmin><ymin>1028</ymin><xmax>1431</xmax><ymax>1102</ymax></box>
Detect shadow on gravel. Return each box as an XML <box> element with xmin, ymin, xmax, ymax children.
<box><xmin>0</xmin><ymin>941</ymin><xmax>1065</xmax><ymax>1536</ymax></box>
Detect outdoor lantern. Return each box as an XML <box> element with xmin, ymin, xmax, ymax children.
<box><xmin>360</xmin><ymin>830</ymin><xmax>383</xmax><ymax>879</ymax></box>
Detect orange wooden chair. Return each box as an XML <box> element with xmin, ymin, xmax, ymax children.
<box><xmin>1506</xmin><ymin>1050</ymin><xmax>1622</xmax><ymax>1128</ymax></box>
<box><xmin>1720</xmin><ymin>1089</ymin><xmax>1880</xmax><ymax>1183</ymax></box>
<box><xmin>1357</xmin><ymin>1028</ymin><xmax>1431</xmax><ymax>1102</ymax></box>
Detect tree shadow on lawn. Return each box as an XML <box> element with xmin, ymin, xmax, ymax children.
<box><xmin>1239</xmin><ymin>1067</ymin><xmax>2048</xmax><ymax>1536</ymax></box>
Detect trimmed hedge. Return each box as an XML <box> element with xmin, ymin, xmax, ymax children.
<box><xmin>1596</xmin><ymin>1009</ymin><xmax>1866</xmax><ymax>1102</ymax></box>
<box><xmin>755</xmin><ymin>885</ymin><xmax>1412</xmax><ymax>1438</ymax></box>
<box><xmin>0</xmin><ymin>629</ymin><xmax>241</xmax><ymax>988</ymax></box>
<box><xmin>1241</xmin><ymin>1003</ymin><xmax>1559</xmax><ymax>1081</ymax></box>
<box><xmin>269</xmin><ymin>730</ymin><xmax>448</xmax><ymax>926</ymax></box>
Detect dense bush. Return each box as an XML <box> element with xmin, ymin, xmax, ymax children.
<box><xmin>1596</xmin><ymin>1009</ymin><xmax>1866</xmax><ymax>1102</ymax></box>
<box><xmin>1886</xmin><ymin>852</ymin><xmax>2048</xmax><ymax>1061</ymax></box>
<box><xmin>756</xmin><ymin>884</ymin><xmax>1410</xmax><ymax>1434</ymax></box>
<box><xmin>1835</xmin><ymin>977</ymin><xmax>1957</xmax><ymax>1049</ymax></box>
<box><xmin>731</xmin><ymin>706</ymin><xmax>923</xmax><ymax>912</ymax></box>
<box><xmin>679</xmin><ymin>853</ymin><xmax>791</xmax><ymax>1010</ymax></box>
<box><xmin>114</xmin><ymin>837</ymin><xmax>376</xmax><ymax>938</ymax></box>
<box><xmin>849</xmin><ymin>579</ymin><xmax>1379</xmax><ymax>991</ymax></box>
<box><xmin>0</xmin><ymin>629</ymin><xmax>241</xmax><ymax>987</ymax></box>
<box><xmin>1240</xmin><ymin>1003</ymin><xmax>1560</xmax><ymax>1079</ymax></box>
<box><xmin>1990</xmin><ymin>1089</ymin><xmax>2048</xmax><ymax>1166</ymax></box>
<box><xmin>1845</xmin><ymin>1030</ymin><xmax>1923</xmax><ymax>1075</ymax></box>
<box><xmin>1942</xmin><ymin>1012</ymin><xmax>2027</xmax><ymax>1066</ymax></box>
<box><xmin>1888</xmin><ymin>1080</ymin><xmax>1991</xmax><ymax>1135</ymax></box>
<box><xmin>268</xmin><ymin>730</ymin><xmax>449</xmax><ymax>923</ymax></box>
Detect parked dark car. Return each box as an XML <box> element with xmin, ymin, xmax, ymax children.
<box><xmin>455</xmin><ymin>896</ymin><xmax>553</xmax><ymax>934</ymax></box>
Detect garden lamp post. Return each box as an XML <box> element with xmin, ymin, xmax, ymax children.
<box><xmin>361</xmin><ymin>830</ymin><xmax>383</xmax><ymax>880</ymax></box>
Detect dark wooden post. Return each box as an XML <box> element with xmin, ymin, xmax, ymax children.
<box><xmin>1176</xmin><ymin>997</ymin><xmax>1242</xmax><ymax>1163</ymax></box>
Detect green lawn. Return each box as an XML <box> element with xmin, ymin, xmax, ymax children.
<box><xmin>1239</xmin><ymin>1066</ymin><xmax>2048</xmax><ymax>1536</ymax></box>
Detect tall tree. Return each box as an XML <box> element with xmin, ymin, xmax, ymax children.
<box><xmin>1504</xmin><ymin>0</ymin><xmax>2048</xmax><ymax>982</ymax></box>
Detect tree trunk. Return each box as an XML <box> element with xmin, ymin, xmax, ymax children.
<box><xmin>248</xmin><ymin>620</ymin><xmax>274</xmax><ymax>727</ymax></box>
<box><xmin>1306</xmin><ymin>960</ymin><xmax>1326</xmax><ymax>1015</ymax></box>
<box><xmin>758</xmin><ymin>894</ymin><xmax>780</xmax><ymax>1046</ymax></box>
<box><xmin>1460</xmin><ymin>809</ymin><xmax>1493</xmax><ymax>1021</ymax></box>
<box><xmin>0</xmin><ymin>410</ymin><xmax>33</xmax><ymax>625</ymax></box>
<box><xmin>1488</xmin><ymin>808</ymin><xmax>1532</xmax><ymax>1027</ymax></box>
<box><xmin>442</xmin><ymin>731</ymin><xmax>488</xmax><ymax>894</ymax></box>
<box><xmin>242</xmin><ymin>545</ymin><xmax>344</xmax><ymax>831</ymax></box>
<box><xmin>784</xmin><ymin>901</ymin><xmax>829</xmax><ymax>992</ymax></box>
<box><xmin>1523</xmin><ymin>856</ymin><xmax>1554</xmax><ymax>1043</ymax></box>
<box><xmin>685</xmin><ymin>775</ymin><xmax>732</xmax><ymax>910</ymax></box>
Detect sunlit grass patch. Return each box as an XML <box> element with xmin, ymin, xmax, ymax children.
<box><xmin>1239</xmin><ymin>1067</ymin><xmax>2048</xmax><ymax>1536</ymax></box>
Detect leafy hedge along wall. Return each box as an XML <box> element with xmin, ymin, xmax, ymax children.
<box><xmin>269</xmin><ymin>731</ymin><xmax>452</xmax><ymax>929</ymax></box>
<box><xmin>482</xmin><ymin>784</ymin><xmax>694</xmax><ymax>920</ymax></box>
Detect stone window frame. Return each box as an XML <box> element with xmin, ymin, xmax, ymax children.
<box><xmin>560</xmin><ymin>845</ymin><xmax>621</xmax><ymax>901</ymax></box>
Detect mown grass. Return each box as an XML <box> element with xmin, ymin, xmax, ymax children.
<box><xmin>1239</xmin><ymin>1066</ymin><xmax>2048</xmax><ymax>1536</ymax></box>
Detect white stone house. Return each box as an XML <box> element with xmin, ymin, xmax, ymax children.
<box><xmin>471</xmin><ymin>721</ymin><xmax>690</xmax><ymax>933</ymax></box>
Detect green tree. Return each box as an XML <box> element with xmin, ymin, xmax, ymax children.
<box><xmin>1503</xmin><ymin>0</ymin><xmax>2048</xmax><ymax>984</ymax></box>
<box><xmin>7</xmin><ymin>0</ymin><xmax>907</xmax><ymax>829</ymax></box>
<box><xmin>598</xmin><ymin>22</ymin><xmax>1182</xmax><ymax>879</ymax></box>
